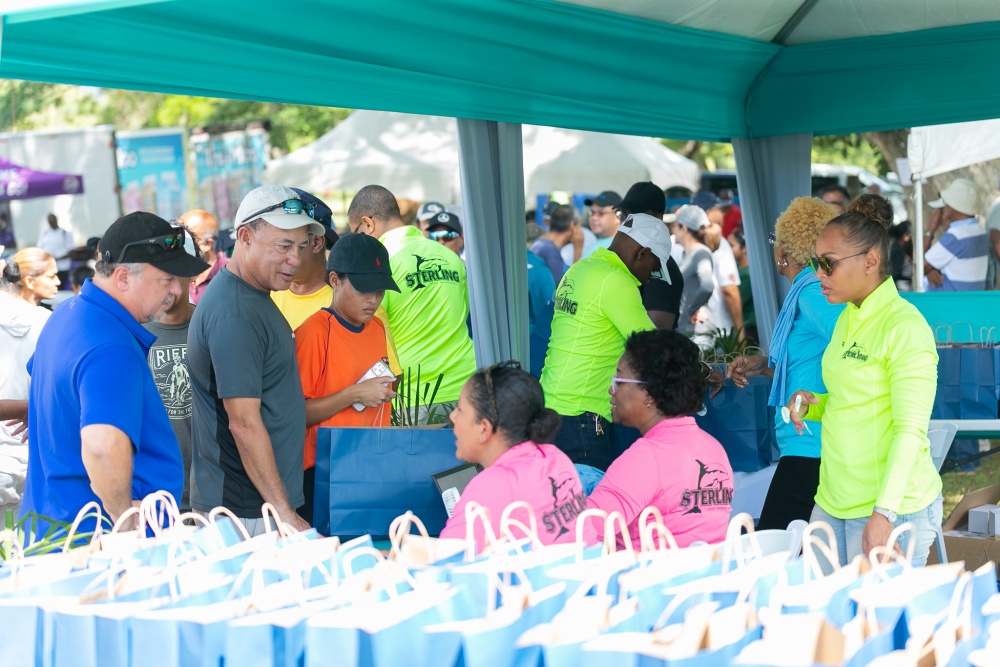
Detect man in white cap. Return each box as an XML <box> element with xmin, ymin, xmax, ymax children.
<box><xmin>415</xmin><ymin>201</ymin><xmax>447</xmax><ymax>231</ymax></box>
<box><xmin>188</xmin><ymin>184</ymin><xmax>324</xmax><ymax>534</ymax></box>
<box><xmin>541</xmin><ymin>213</ymin><xmax>667</xmax><ymax>471</ymax></box>
<box><xmin>924</xmin><ymin>177</ymin><xmax>989</xmax><ymax>291</ymax></box>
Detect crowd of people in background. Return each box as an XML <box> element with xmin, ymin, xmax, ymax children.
<box><xmin>0</xmin><ymin>171</ymin><xmax>997</xmax><ymax>559</ymax></box>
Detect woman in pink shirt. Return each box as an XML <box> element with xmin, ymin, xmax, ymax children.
<box><xmin>439</xmin><ymin>363</ymin><xmax>596</xmax><ymax>552</ymax></box>
<box><xmin>588</xmin><ymin>330</ymin><xmax>734</xmax><ymax>549</ymax></box>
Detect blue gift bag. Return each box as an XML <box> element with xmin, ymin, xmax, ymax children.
<box><xmin>694</xmin><ymin>376</ymin><xmax>774</xmax><ymax>473</ymax></box>
<box><xmin>315</xmin><ymin>426</ymin><xmax>460</xmax><ymax>538</ymax></box>
<box><xmin>932</xmin><ymin>347</ymin><xmax>1000</xmax><ymax>420</ymax></box>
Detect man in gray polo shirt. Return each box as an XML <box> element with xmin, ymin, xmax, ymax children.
<box><xmin>188</xmin><ymin>184</ymin><xmax>323</xmax><ymax>534</ymax></box>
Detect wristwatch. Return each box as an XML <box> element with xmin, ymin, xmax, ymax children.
<box><xmin>923</xmin><ymin>230</ymin><xmax>934</xmax><ymax>238</ymax></box>
<box><xmin>872</xmin><ymin>506</ymin><xmax>897</xmax><ymax>523</ymax></box>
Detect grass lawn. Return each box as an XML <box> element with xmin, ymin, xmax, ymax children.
<box><xmin>941</xmin><ymin>441</ymin><xmax>1000</xmax><ymax>519</ymax></box>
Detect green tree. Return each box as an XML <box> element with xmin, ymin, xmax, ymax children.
<box><xmin>2</xmin><ymin>81</ymin><xmax>351</xmax><ymax>155</ymax></box>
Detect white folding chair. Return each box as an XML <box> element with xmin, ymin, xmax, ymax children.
<box><xmin>928</xmin><ymin>422</ymin><xmax>958</xmax><ymax>564</ymax></box>
<box><xmin>929</xmin><ymin>422</ymin><xmax>958</xmax><ymax>472</ymax></box>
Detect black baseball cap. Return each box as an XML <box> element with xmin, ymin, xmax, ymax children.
<box><xmin>325</xmin><ymin>233</ymin><xmax>400</xmax><ymax>293</ymax></box>
<box><xmin>618</xmin><ymin>182</ymin><xmax>666</xmax><ymax>217</ymax></box>
<box><xmin>425</xmin><ymin>211</ymin><xmax>462</xmax><ymax>234</ymax></box>
<box><xmin>584</xmin><ymin>190</ymin><xmax>623</xmax><ymax>208</ymax></box>
<box><xmin>291</xmin><ymin>188</ymin><xmax>340</xmax><ymax>248</ymax></box>
<box><xmin>99</xmin><ymin>212</ymin><xmax>209</xmax><ymax>278</ymax></box>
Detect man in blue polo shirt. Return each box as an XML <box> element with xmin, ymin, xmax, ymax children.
<box><xmin>22</xmin><ymin>212</ymin><xmax>208</xmax><ymax>535</ymax></box>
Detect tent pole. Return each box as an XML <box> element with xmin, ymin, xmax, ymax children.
<box><xmin>913</xmin><ymin>176</ymin><xmax>925</xmax><ymax>292</ymax></box>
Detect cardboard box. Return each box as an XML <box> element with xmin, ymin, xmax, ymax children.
<box><xmin>969</xmin><ymin>503</ymin><xmax>1000</xmax><ymax>534</ymax></box>
<box><xmin>991</xmin><ymin>507</ymin><xmax>1000</xmax><ymax>535</ymax></box>
<box><xmin>928</xmin><ymin>485</ymin><xmax>1000</xmax><ymax>575</ymax></box>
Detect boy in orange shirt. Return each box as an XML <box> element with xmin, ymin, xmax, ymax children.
<box><xmin>294</xmin><ymin>233</ymin><xmax>400</xmax><ymax>523</ymax></box>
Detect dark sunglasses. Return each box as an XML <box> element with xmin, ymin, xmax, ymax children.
<box><xmin>240</xmin><ymin>198</ymin><xmax>316</xmax><ymax>225</ymax></box>
<box><xmin>482</xmin><ymin>360</ymin><xmax>522</xmax><ymax>428</ymax></box>
<box><xmin>428</xmin><ymin>229</ymin><xmax>460</xmax><ymax>242</ymax></box>
<box><xmin>768</xmin><ymin>231</ymin><xmax>776</xmax><ymax>245</ymax></box>
<box><xmin>809</xmin><ymin>251</ymin><xmax>867</xmax><ymax>275</ymax></box>
<box><xmin>111</xmin><ymin>232</ymin><xmax>185</xmax><ymax>263</ymax></box>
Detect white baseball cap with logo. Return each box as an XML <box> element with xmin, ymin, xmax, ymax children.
<box><xmin>234</xmin><ymin>184</ymin><xmax>325</xmax><ymax>236</ymax></box>
<box><xmin>928</xmin><ymin>177</ymin><xmax>980</xmax><ymax>217</ymax></box>
<box><xmin>616</xmin><ymin>213</ymin><xmax>673</xmax><ymax>284</ymax></box>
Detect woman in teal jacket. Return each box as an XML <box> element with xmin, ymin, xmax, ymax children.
<box><xmin>727</xmin><ymin>197</ymin><xmax>844</xmax><ymax>530</ymax></box>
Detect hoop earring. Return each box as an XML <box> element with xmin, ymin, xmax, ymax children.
<box><xmin>778</xmin><ymin>258</ymin><xmax>788</xmax><ymax>268</ymax></box>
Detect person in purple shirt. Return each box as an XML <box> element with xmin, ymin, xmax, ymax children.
<box><xmin>530</xmin><ymin>204</ymin><xmax>581</xmax><ymax>284</ymax></box>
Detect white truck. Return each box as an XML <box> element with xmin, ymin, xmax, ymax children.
<box><xmin>0</xmin><ymin>125</ymin><xmax>121</xmax><ymax>251</ymax></box>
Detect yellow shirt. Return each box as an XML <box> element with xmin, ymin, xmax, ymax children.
<box><xmin>273</xmin><ymin>286</ymin><xmax>402</xmax><ymax>376</ymax></box>
<box><xmin>272</xmin><ymin>286</ymin><xmax>333</xmax><ymax>331</ymax></box>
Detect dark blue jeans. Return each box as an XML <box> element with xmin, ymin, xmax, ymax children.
<box><xmin>553</xmin><ymin>412</ymin><xmax>613</xmax><ymax>471</ymax></box>
<box><xmin>610</xmin><ymin>423</ymin><xmax>641</xmax><ymax>462</ymax></box>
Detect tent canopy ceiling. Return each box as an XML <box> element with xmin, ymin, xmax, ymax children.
<box><xmin>2</xmin><ymin>1</ymin><xmax>1000</xmax><ymax>141</ymax></box>
<box><xmin>556</xmin><ymin>0</ymin><xmax>1000</xmax><ymax>45</ymax></box>
<box><xmin>263</xmin><ymin>111</ymin><xmax>699</xmax><ymax>203</ymax></box>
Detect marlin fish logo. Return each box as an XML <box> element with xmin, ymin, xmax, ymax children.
<box><xmin>680</xmin><ymin>459</ymin><xmax>733</xmax><ymax>515</ymax></box>
<box><xmin>412</xmin><ymin>254</ymin><xmax>429</xmax><ymax>289</ymax></box>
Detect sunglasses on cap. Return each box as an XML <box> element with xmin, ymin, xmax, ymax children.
<box><xmin>428</xmin><ymin>229</ymin><xmax>461</xmax><ymax>242</ymax></box>
<box><xmin>240</xmin><ymin>198</ymin><xmax>316</xmax><ymax>225</ymax></box>
<box><xmin>111</xmin><ymin>232</ymin><xmax>185</xmax><ymax>263</ymax></box>
<box><xmin>809</xmin><ymin>251</ymin><xmax>867</xmax><ymax>275</ymax></box>
<box><xmin>482</xmin><ymin>360</ymin><xmax>521</xmax><ymax>429</ymax></box>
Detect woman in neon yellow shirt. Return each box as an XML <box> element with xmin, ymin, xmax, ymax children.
<box><xmin>787</xmin><ymin>194</ymin><xmax>942</xmax><ymax>567</ymax></box>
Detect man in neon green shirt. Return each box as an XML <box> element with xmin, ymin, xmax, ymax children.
<box><xmin>348</xmin><ymin>186</ymin><xmax>475</xmax><ymax>421</ymax></box>
<box><xmin>542</xmin><ymin>213</ymin><xmax>670</xmax><ymax>470</ymax></box>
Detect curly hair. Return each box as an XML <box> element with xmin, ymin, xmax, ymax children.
<box><xmin>774</xmin><ymin>197</ymin><xmax>840</xmax><ymax>266</ymax></box>
<box><xmin>623</xmin><ymin>330</ymin><xmax>706</xmax><ymax>417</ymax></box>
<box><xmin>465</xmin><ymin>365</ymin><xmax>562</xmax><ymax>444</ymax></box>
<box><xmin>827</xmin><ymin>194</ymin><xmax>894</xmax><ymax>277</ymax></box>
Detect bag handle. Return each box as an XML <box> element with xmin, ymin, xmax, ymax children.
<box><xmin>388</xmin><ymin>510</ymin><xmax>432</xmax><ymax>561</ymax></box>
<box><xmin>111</xmin><ymin>506</ymin><xmax>141</xmax><ymax>534</ymax></box>
<box><xmin>639</xmin><ymin>507</ymin><xmax>680</xmax><ymax>552</ymax></box>
<box><xmin>139</xmin><ymin>491</ymin><xmax>181</xmax><ymax>537</ymax></box>
<box><xmin>603</xmin><ymin>511</ymin><xmax>635</xmax><ymax>557</ymax></box>
<box><xmin>980</xmin><ymin>326</ymin><xmax>998</xmax><ymax>347</ymax></box>
<box><xmin>463</xmin><ymin>501</ymin><xmax>500</xmax><ymax>559</ymax></box>
<box><xmin>933</xmin><ymin>323</ymin><xmax>952</xmax><ymax>346</ymax></box>
<box><xmin>62</xmin><ymin>501</ymin><xmax>106</xmax><ymax>553</ymax></box>
<box><xmin>176</xmin><ymin>511</ymin><xmax>210</xmax><ymax>527</ymax></box>
<box><xmin>500</xmin><ymin>501</ymin><xmax>543</xmax><ymax>549</ymax></box>
<box><xmin>721</xmin><ymin>512</ymin><xmax>762</xmax><ymax>573</ymax></box>
<box><xmin>801</xmin><ymin>521</ymin><xmax>841</xmax><ymax>580</ymax></box>
<box><xmin>261</xmin><ymin>502</ymin><xmax>300</xmax><ymax>539</ymax></box>
<box><xmin>867</xmin><ymin>522</ymin><xmax>916</xmax><ymax>570</ymax></box>
<box><xmin>208</xmin><ymin>506</ymin><xmax>253</xmax><ymax>541</ymax></box>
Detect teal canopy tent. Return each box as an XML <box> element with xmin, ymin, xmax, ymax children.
<box><xmin>4</xmin><ymin>0</ymin><xmax>999</xmax><ymax>358</ymax></box>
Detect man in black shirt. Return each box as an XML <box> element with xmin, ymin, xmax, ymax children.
<box><xmin>615</xmin><ymin>182</ymin><xmax>684</xmax><ymax>330</ymax></box>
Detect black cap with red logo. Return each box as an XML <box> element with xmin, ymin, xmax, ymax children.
<box><xmin>325</xmin><ymin>232</ymin><xmax>399</xmax><ymax>293</ymax></box>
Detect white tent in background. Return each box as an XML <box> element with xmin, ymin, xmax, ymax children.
<box><xmin>264</xmin><ymin>110</ymin><xmax>699</xmax><ymax>203</ymax></box>
<box><xmin>908</xmin><ymin>118</ymin><xmax>1000</xmax><ymax>179</ymax></box>
<box><xmin>906</xmin><ymin>118</ymin><xmax>1000</xmax><ymax>290</ymax></box>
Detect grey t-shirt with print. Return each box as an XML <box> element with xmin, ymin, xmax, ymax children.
<box><xmin>143</xmin><ymin>319</ymin><xmax>193</xmax><ymax>510</ymax></box>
